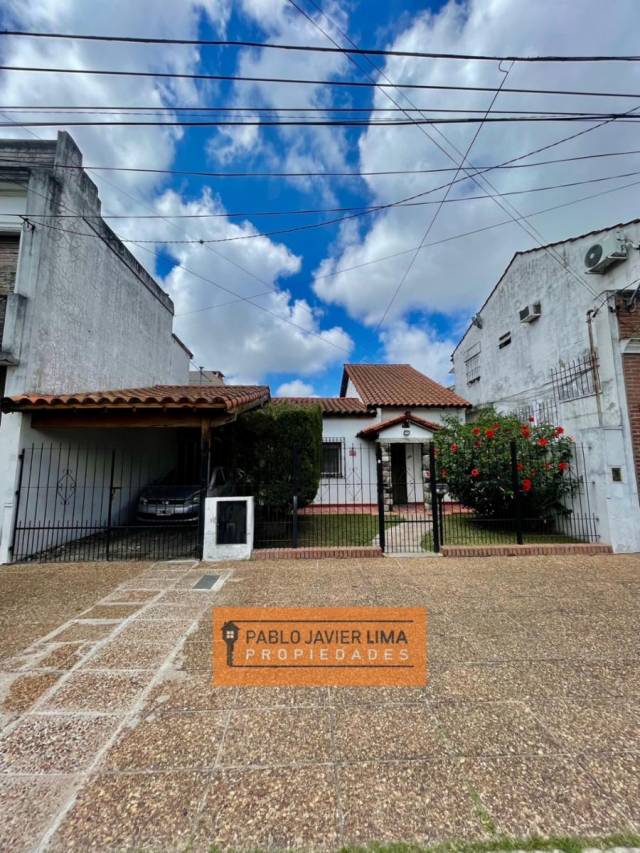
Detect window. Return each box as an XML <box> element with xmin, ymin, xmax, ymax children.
<box><xmin>498</xmin><ymin>331</ymin><xmax>511</xmax><ymax>349</ymax></box>
<box><xmin>611</xmin><ymin>467</ymin><xmax>623</xmax><ymax>482</ymax></box>
<box><xmin>321</xmin><ymin>441</ymin><xmax>343</xmax><ymax>478</ymax></box>
<box><xmin>464</xmin><ymin>342</ymin><xmax>481</xmax><ymax>384</ymax></box>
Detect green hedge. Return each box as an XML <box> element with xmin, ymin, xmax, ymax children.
<box><xmin>233</xmin><ymin>402</ymin><xmax>322</xmax><ymax>509</ymax></box>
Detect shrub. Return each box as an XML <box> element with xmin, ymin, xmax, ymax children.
<box><xmin>233</xmin><ymin>402</ymin><xmax>322</xmax><ymax>509</ymax></box>
<box><xmin>433</xmin><ymin>408</ymin><xmax>575</xmax><ymax>520</ymax></box>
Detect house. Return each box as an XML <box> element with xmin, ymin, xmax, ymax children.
<box><xmin>0</xmin><ymin>132</ymin><xmax>268</xmax><ymax>564</ymax></box>
<box><xmin>274</xmin><ymin>363</ymin><xmax>469</xmax><ymax>508</ymax></box>
<box><xmin>451</xmin><ymin>216</ymin><xmax>640</xmax><ymax>553</ymax></box>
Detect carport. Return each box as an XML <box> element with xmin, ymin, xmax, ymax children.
<box><xmin>1</xmin><ymin>384</ymin><xmax>269</xmax><ymax>562</ymax></box>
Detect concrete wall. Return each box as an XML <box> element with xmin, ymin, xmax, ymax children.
<box><xmin>451</xmin><ymin>221</ymin><xmax>640</xmax><ymax>552</ymax></box>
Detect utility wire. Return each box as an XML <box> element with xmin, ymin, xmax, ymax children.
<box><xmin>2</xmin><ymin>147</ymin><xmax>640</xmax><ymax>180</ymax></box>
<box><xmin>12</xmin><ymin>168</ymin><xmax>640</xmax><ymax>221</ymax></box>
<box><xmin>4</xmin><ymin>64</ymin><xmax>640</xmax><ymax>100</ymax></box>
<box><xmin>2</xmin><ymin>30</ymin><xmax>640</xmax><ymax>62</ymax></box>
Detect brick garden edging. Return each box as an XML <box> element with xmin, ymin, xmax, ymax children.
<box><xmin>253</xmin><ymin>546</ymin><xmax>383</xmax><ymax>560</ymax></box>
<box><xmin>441</xmin><ymin>543</ymin><xmax>612</xmax><ymax>557</ymax></box>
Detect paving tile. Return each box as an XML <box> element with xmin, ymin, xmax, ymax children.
<box><xmin>42</xmin><ymin>671</ymin><xmax>151</xmax><ymax>713</ymax></box>
<box><xmin>234</xmin><ymin>686</ymin><xmax>328</xmax><ymax>708</ymax></box>
<box><xmin>115</xmin><ymin>619</ymin><xmax>192</xmax><ymax>645</ymax></box>
<box><xmin>0</xmin><ymin>671</ymin><xmax>61</xmax><ymax>713</ymax></box>
<box><xmin>77</xmin><ymin>604</ymin><xmax>142</xmax><ymax>620</ymax></box>
<box><xmin>463</xmin><ymin>755</ymin><xmax>633</xmax><ymax>835</ymax></box>
<box><xmin>49</xmin><ymin>771</ymin><xmax>206</xmax><ymax>851</ymax></box>
<box><xmin>428</xmin><ymin>633</ymin><xmax>483</xmax><ymax>662</ymax></box>
<box><xmin>0</xmin><ymin>774</ymin><xmax>78</xmax><ymax>852</ymax></box>
<box><xmin>33</xmin><ymin>643</ymin><xmax>91</xmax><ymax>672</ymax></box>
<box><xmin>51</xmin><ymin>622</ymin><xmax>116</xmax><ymax>643</ymax></box>
<box><xmin>334</xmin><ymin>705</ymin><xmax>445</xmax><ymax>761</ymax></box>
<box><xmin>102</xmin><ymin>589</ymin><xmax>157</xmax><ymax>604</ymax></box>
<box><xmin>435</xmin><ymin>699</ymin><xmax>560</xmax><ymax>756</ymax></box>
<box><xmin>330</xmin><ymin>686</ymin><xmax>427</xmax><ymax>706</ymax></box>
<box><xmin>135</xmin><ymin>603</ymin><xmax>204</xmax><ymax>621</ymax></box>
<box><xmin>580</xmin><ymin>754</ymin><xmax>640</xmax><ymax>824</ymax></box>
<box><xmin>0</xmin><ymin>714</ymin><xmax>117</xmax><ymax>773</ymax></box>
<box><xmin>179</xmin><ymin>641</ymin><xmax>213</xmax><ymax>673</ymax></box>
<box><xmin>146</xmin><ymin>673</ymin><xmax>236</xmax><ymax>712</ymax></box>
<box><xmin>82</xmin><ymin>640</ymin><xmax>173</xmax><ymax>671</ymax></box>
<box><xmin>192</xmin><ymin>767</ymin><xmax>338</xmax><ymax>850</ymax></box>
<box><xmin>103</xmin><ymin>710</ymin><xmax>227</xmax><ymax>770</ymax></box>
<box><xmin>530</xmin><ymin>699</ymin><xmax>640</xmax><ymax>753</ymax></box>
<box><xmin>428</xmin><ymin>663</ymin><xmax>526</xmax><ymax>701</ymax></box>
<box><xmin>220</xmin><ymin>708</ymin><xmax>332</xmax><ymax>766</ymax></box>
<box><xmin>339</xmin><ymin>759</ymin><xmax>487</xmax><ymax>844</ymax></box>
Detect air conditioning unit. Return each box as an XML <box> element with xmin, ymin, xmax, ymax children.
<box><xmin>519</xmin><ymin>302</ymin><xmax>541</xmax><ymax>323</ymax></box>
<box><xmin>584</xmin><ymin>233</ymin><xmax>628</xmax><ymax>273</ymax></box>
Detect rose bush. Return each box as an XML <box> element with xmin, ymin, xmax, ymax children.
<box><xmin>433</xmin><ymin>408</ymin><xmax>575</xmax><ymax>520</ymax></box>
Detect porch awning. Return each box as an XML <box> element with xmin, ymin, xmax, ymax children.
<box><xmin>357</xmin><ymin>410</ymin><xmax>442</xmax><ymax>440</ymax></box>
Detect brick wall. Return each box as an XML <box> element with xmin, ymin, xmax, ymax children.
<box><xmin>616</xmin><ymin>293</ymin><xmax>640</xmax><ymax>490</ymax></box>
<box><xmin>0</xmin><ymin>235</ymin><xmax>19</xmax><ymax>296</ymax></box>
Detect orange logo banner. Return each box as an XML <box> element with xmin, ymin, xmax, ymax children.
<box><xmin>212</xmin><ymin>607</ymin><xmax>427</xmax><ymax>687</ymax></box>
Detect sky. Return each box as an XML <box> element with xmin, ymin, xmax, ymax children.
<box><xmin>1</xmin><ymin>0</ymin><xmax>640</xmax><ymax>397</ymax></box>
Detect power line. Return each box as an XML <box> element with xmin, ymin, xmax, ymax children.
<box><xmin>6</xmin><ymin>114</ymin><xmax>640</xmax><ymax>128</ymax></box>
<box><xmin>12</xmin><ymin>168</ymin><xmax>640</xmax><ymax>221</ymax></box>
<box><xmin>175</xmin><ymin>174</ymin><xmax>640</xmax><ymax>316</ymax></box>
<box><xmin>2</xmin><ymin>30</ymin><xmax>640</xmax><ymax>62</ymax></box>
<box><xmin>4</xmin><ymin>64</ymin><xmax>640</xmax><ymax>100</ymax></box>
<box><xmin>2</xmin><ymin>147</ymin><xmax>640</xmax><ymax>180</ymax></box>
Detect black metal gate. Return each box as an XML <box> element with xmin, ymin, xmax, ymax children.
<box><xmin>10</xmin><ymin>443</ymin><xmax>204</xmax><ymax>563</ymax></box>
<box><xmin>381</xmin><ymin>439</ymin><xmax>600</xmax><ymax>554</ymax></box>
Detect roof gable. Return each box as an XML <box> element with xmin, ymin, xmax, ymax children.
<box><xmin>358</xmin><ymin>411</ymin><xmax>443</xmax><ymax>439</ymax></box>
<box><xmin>340</xmin><ymin>364</ymin><xmax>470</xmax><ymax>408</ymax></box>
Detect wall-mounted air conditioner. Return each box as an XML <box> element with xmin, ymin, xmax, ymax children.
<box><xmin>519</xmin><ymin>302</ymin><xmax>542</xmax><ymax>323</ymax></box>
<box><xmin>584</xmin><ymin>233</ymin><xmax>628</xmax><ymax>274</ymax></box>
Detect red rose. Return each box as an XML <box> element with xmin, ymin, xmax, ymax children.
<box><xmin>474</xmin><ymin>441</ymin><xmax>481</xmax><ymax>448</ymax></box>
<box><xmin>528</xmin><ymin>416</ymin><xmax>535</xmax><ymax>423</ymax></box>
<box><xmin>516</xmin><ymin>463</ymin><xmax>524</xmax><ymax>472</ymax></box>
<box><xmin>450</xmin><ymin>443</ymin><xmax>458</xmax><ymax>453</ymax></box>
<box><xmin>522</xmin><ymin>478</ymin><xmax>532</xmax><ymax>492</ymax></box>
<box><xmin>470</xmin><ymin>468</ymin><xmax>480</xmax><ymax>477</ymax></box>
<box><xmin>485</xmin><ymin>429</ymin><xmax>495</xmax><ymax>439</ymax></box>
<box><xmin>520</xmin><ymin>426</ymin><xmax>530</xmax><ymax>438</ymax></box>
<box><xmin>558</xmin><ymin>461</ymin><xmax>569</xmax><ymax>471</ymax></box>
<box><xmin>493</xmin><ymin>423</ymin><xmax>500</xmax><ymax>430</ymax></box>
<box><xmin>472</xmin><ymin>427</ymin><xmax>481</xmax><ymax>436</ymax></box>
<box><xmin>545</xmin><ymin>462</ymin><xmax>552</xmax><ymax>470</ymax></box>
<box><xmin>538</xmin><ymin>437</ymin><xmax>549</xmax><ymax>447</ymax></box>
<box><xmin>555</xmin><ymin>427</ymin><xmax>564</xmax><ymax>436</ymax></box>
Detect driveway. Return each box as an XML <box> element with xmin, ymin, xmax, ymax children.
<box><xmin>0</xmin><ymin>554</ymin><xmax>639</xmax><ymax>851</ymax></box>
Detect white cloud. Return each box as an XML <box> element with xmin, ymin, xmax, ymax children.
<box><xmin>313</xmin><ymin>0</ymin><xmax>640</xmax><ymax>328</ymax></box>
<box><xmin>380</xmin><ymin>321</ymin><xmax>457</xmax><ymax>385</ymax></box>
<box><xmin>151</xmin><ymin>189</ymin><xmax>353</xmax><ymax>383</ymax></box>
<box><xmin>275</xmin><ymin>379</ymin><xmax>316</xmax><ymax>396</ymax></box>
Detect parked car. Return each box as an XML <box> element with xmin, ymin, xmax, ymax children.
<box><xmin>136</xmin><ymin>467</ymin><xmax>246</xmax><ymax>522</ymax></box>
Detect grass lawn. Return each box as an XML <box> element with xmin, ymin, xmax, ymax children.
<box><xmin>338</xmin><ymin>833</ymin><xmax>640</xmax><ymax>853</ymax></box>
<box><xmin>421</xmin><ymin>513</ymin><xmax>579</xmax><ymax>551</ymax></box>
<box><xmin>298</xmin><ymin>513</ymin><xmax>392</xmax><ymax>547</ymax></box>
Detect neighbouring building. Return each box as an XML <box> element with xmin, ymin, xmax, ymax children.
<box><xmin>0</xmin><ymin>132</ymin><xmax>268</xmax><ymax>564</ymax></box>
<box><xmin>274</xmin><ymin>363</ymin><xmax>469</xmax><ymax>508</ymax></box>
<box><xmin>451</xmin><ymin>217</ymin><xmax>640</xmax><ymax>553</ymax></box>
<box><xmin>189</xmin><ymin>369</ymin><xmax>225</xmax><ymax>386</ymax></box>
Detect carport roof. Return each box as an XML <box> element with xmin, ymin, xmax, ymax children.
<box><xmin>2</xmin><ymin>384</ymin><xmax>270</xmax><ymax>413</ymax></box>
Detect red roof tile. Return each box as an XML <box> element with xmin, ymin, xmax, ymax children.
<box><xmin>2</xmin><ymin>384</ymin><xmax>269</xmax><ymax>413</ymax></box>
<box><xmin>341</xmin><ymin>364</ymin><xmax>469</xmax><ymax>408</ymax></box>
<box><xmin>358</xmin><ymin>411</ymin><xmax>443</xmax><ymax>439</ymax></box>
<box><xmin>271</xmin><ymin>397</ymin><xmax>372</xmax><ymax>416</ymax></box>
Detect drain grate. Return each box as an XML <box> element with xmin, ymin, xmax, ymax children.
<box><xmin>192</xmin><ymin>574</ymin><xmax>219</xmax><ymax>590</ymax></box>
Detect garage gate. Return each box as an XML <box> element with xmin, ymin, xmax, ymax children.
<box><xmin>10</xmin><ymin>442</ymin><xmax>204</xmax><ymax>562</ymax></box>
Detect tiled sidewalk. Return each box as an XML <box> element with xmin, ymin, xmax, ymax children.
<box><xmin>0</xmin><ymin>554</ymin><xmax>639</xmax><ymax>851</ymax></box>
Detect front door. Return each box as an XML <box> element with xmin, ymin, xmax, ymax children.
<box><xmin>390</xmin><ymin>444</ymin><xmax>408</xmax><ymax>505</ymax></box>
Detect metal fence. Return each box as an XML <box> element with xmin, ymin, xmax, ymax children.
<box><xmin>11</xmin><ymin>443</ymin><xmax>203</xmax><ymax>562</ymax></box>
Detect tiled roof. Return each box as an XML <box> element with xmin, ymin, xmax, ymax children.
<box><xmin>2</xmin><ymin>384</ymin><xmax>269</xmax><ymax>413</ymax></box>
<box><xmin>341</xmin><ymin>364</ymin><xmax>470</xmax><ymax>408</ymax></box>
<box><xmin>271</xmin><ymin>397</ymin><xmax>373</xmax><ymax>416</ymax></box>
<box><xmin>358</xmin><ymin>411</ymin><xmax>443</xmax><ymax>439</ymax></box>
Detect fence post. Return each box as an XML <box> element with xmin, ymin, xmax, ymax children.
<box><xmin>375</xmin><ymin>443</ymin><xmax>386</xmax><ymax>553</ymax></box>
<box><xmin>8</xmin><ymin>449</ymin><xmax>25</xmax><ymax>560</ymax></box>
<box><xmin>105</xmin><ymin>449</ymin><xmax>116</xmax><ymax>561</ymax></box>
<box><xmin>429</xmin><ymin>442</ymin><xmax>441</xmax><ymax>553</ymax></box>
<box><xmin>291</xmin><ymin>447</ymin><xmax>300</xmax><ymax>549</ymax></box>
<box><xmin>510</xmin><ymin>440</ymin><xmax>524</xmax><ymax>545</ymax></box>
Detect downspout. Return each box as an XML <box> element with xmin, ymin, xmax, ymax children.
<box><xmin>586</xmin><ymin>308</ymin><xmax>603</xmax><ymax>426</ymax></box>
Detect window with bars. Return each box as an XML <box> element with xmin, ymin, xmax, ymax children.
<box><xmin>464</xmin><ymin>342</ymin><xmax>481</xmax><ymax>384</ymax></box>
<box><xmin>321</xmin><ymin>441</ymin><xmax>343</xmax><ymax>478</ymax></box>
<box><xmin>550</xmin><ymin>353</ymin><xmax>598</xmax><ymax>403</ymax></box>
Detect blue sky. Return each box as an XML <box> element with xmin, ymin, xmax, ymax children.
<box><xmin>3</xmin><ymin>0</ymin><xmax>640</xmax><ymax>397</ymax></box>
